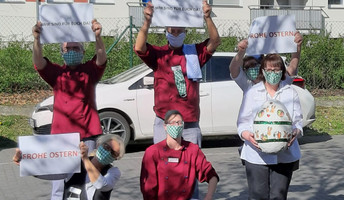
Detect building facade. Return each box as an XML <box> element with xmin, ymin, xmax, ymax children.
<box><xmin>0</xmin><ymin>0</ymin><xmax>343</xmax><ymax>41</ymax></box>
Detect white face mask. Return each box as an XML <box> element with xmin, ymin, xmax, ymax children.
<box><xmin>165</xmin><ymin>32</ymin><xmax>186</xmax><ymax>48</ymax></box>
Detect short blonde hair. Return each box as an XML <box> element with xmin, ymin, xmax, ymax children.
<box><xmin>96</xmin><ymin>134</ymin><xmax>125</xmax><ymax>160</ymax></box>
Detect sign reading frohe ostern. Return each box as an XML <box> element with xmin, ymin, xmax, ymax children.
<box><xmin>151</xmin><ymin>0</ymin><xmax>203</xmax><ymax>27</ymax></box>
<box><xmin>18</xmin><ymin>133</ymin><xmax>81</xmax><ymax>177</ymax></box>
<box><xmin>247</xmin><ymin>15</ymin><xmax>297</xmax><ymax>56</ymax></box>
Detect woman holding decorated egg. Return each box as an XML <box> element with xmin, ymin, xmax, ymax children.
<box><xmin>237</xmin><ymin>54</ymin><xmax>303</xmax><ymax>200</ymax></box>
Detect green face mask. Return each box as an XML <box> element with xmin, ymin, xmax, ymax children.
<box><xmin>244</xmin><ymin>64</ymin><xmax>260</xmax><ymax>81</ymax></box>
<box><xmin>166</xmin><ymin>124</ymin><xmax>184</xmax><ymax>139</ymax></box>
<box><xmin>62</xmin><ymin>50</ymin><xmax>84</xmax><ymax>66</ymax></box>
<box><xmin>96</xmin><ymin>145</ymin><xmax>115</xmax><ymax>165</ymax></box>
<box><xmin>263</xmin><ymin>70</ymin><xmax>282</xmax><ymax>85</ymax></box>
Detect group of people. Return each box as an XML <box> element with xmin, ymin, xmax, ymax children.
<box><xmin>12</xmin><ymin>1</ymin><xmax>305</xmax><ymax>199</ymax></box>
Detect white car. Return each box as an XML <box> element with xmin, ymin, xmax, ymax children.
<box><xmin>29</xmin><ymin>52</ymin><xmax>316</xmax><ymax>145</ymax></box>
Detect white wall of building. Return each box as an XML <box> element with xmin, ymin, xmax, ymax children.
<box><xmin>0</xmin><ymin>0</ymin><xmax>343</xmax><ymax>40</ymax></box>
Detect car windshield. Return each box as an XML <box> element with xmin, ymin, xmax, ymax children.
<box><xmin>100</xmin><ymin>64</ymin><xmax>149</xmax><ymax>84</ymax></box>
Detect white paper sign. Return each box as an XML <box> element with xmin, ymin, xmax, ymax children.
<box><xmin>151</xmin><ymin>0</ymin><xmax>203</xmax><ymax>27</ymax></box>
<box><xmin>18</xmin><ymin>133</ymin><xmax>81</xmax><ymax>177</ymax></box>
<box><xmin>247</xmin><ymin>15</ymin><xmax>297</xmax><ymax>56</ymax></box>
<box><xmin>39</xmin><ymin>4</ymin><xmax>94</xmax><ymax>44</ymax></box>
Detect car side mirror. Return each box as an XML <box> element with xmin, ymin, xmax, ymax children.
<box><xmin>143</xmin><ymin>76</ymin><xmax>154</xmax><ymax>89</ymax></box>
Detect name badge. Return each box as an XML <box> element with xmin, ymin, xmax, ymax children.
<box><xmin>168</xmin><ymin>157</ymin><xmax>179</xmax><ymax>163</ymax></box>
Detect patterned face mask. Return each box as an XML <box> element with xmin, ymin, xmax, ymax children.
<box><xmin>263</xmin><ymin>70</ymin><xmax>282</xmax><ymax>85</ymax></box>
<box><xmin>96</xmin><ymin>145</ymin><xmax>115</xmax><ymax>165</ymax></box>
<box><xmin>62</xmin><ymin>50</ymin><xmax>84</xmax><ymax>66</ymax></box>
<box><xmin>165</xmin><ymin>32</ymin><xmax>186</xmax><ymax>48</ymax></box>
<box><xmin>244</xmin><ymin>64</ymin><xmax>260</xmax><ymax>81</ymax></box>
<box><xmin>166</xmin><ymin>124</ymin><xmax>184</xmax><ymax>139</ymax></box>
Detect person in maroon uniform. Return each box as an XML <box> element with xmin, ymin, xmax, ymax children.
<box><xmin>134</xmin><ymin>0</ymin><xmax>221</xmax><ymax>147</ymax></box>
<box><xmin>32</xmin><ymin>19</ymin><xmax>107</xmax><ymax>200</ymax></box>
<box><xmin>140</xmin><ymin>110</ymin><xmax>219</xmax><ymax>200</ymax></box>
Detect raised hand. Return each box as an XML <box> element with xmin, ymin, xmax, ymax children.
<box><xmin>144</xmin><ymin>1</ymin><xmax>154</xmax><ymax>23</ymax></box>
<box><xmin>92</xmin><ymin>19</ymin><xmax>102</xmax><ymax>37</ymax></box>
<box><xmin>32</xmin><ymin>21</ymin><xmax>42</xmax><ymax>40</ymax></box>
<box><xmin>294</xmin><ymin>31</ymin><xmax>303</xmax><ymax>47</ymax></box>
<box><xmin>237</xmin><ymin>39</ymin><xmax>248</xmax><ymax>52</ymax></box>
<box><xmin>203</xmin><ymin>0</ymin><xmax>211</xmax><ymax>18</ymax></box>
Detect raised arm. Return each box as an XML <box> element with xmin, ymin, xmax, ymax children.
<box><xmin>80</xmin><ymin>142</ymin><xmax>101</xmax><ymax>183</ymax></box>
<box><xmin>229</xmin><ymin>39</ymin><xmax>248</xmax><ymax>78</ymax></box>
<box><xmin>32</xmin><ymin>21</ymin><xmax>47</xmax><ymax>70</ymax></box>
<box><xmin>203</xmin><ymin>0</ymin><xmax>221</xmax><ymax>53</ymax></box>
<box><xmin>92</xmin><ymin>19</ymin><xmax>107</xmax><ymax>66</ymax></box>
<box><xmin>135</xmin><ymin>1</ymin><xmax>153</xmax><ymax>54</ymax></box>
<box><xmin>287</xmin><ymin>31</ymin><xmax>303</xmax><ymax>76</ymax></box>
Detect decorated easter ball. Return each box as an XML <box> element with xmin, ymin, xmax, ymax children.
<box><xmin>253</xmin><ymin>99</ymin><xmax>293</xmax><ymax>153</ymax></box>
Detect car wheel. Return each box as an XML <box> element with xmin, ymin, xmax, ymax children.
<box><xmin>99</xmin><ymin>111</ymin><xmax>130</xmax><ymax>146</ymax></box>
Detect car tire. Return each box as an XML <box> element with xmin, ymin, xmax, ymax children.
<box><xmin>99</xmin><ymin>111</ymin><xmax>130</xmax><ymax>146</ymax></box>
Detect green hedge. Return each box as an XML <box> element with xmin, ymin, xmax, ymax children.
<box><xmin>0</xmin><ymin>32</ymin><xmax>343</xmax><ymax>93</ymax></box>
<box><xmin>298</xmin><ymin>34</ymin><xmax>344</xmax><ymax>89</ymax></box>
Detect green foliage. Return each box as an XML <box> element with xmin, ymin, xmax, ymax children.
<box><xmin>305</xmin><ymin>106</ymin><xmax>344</xmax><ymax>135</ymax></box>
<box><xmin>1</xmin><ymin>32</ymin><xmax>344</xmax><ymax>93</ymax></box>
<box><xmin>0</xmin><ymin>41</ymin><xmax>43</xmax><ymax>93</ymax></box>
<box><xmin>0</xmin><ymin>115</ymin><xmax>32</xmax><ymax>148</ymax></box>
<box><xmin>298</xmin><ymin>34</ymin><xmax>344</xmax><ymax>89</ymax></box>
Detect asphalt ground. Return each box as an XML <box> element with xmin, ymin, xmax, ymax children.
<box><xmin>1</xmin><ymin>135</ymin><xmax>344</xmax><ymax>200</ymax></box>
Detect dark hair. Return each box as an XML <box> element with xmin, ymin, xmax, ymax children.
<box><xmin>242</xmin><ymin>54</ymin><xmax>264</xmax><ymax>70</ymax></box>
<box><xmin>258</xmin><ymin>54</ymin><xmax>286</xmax><ymax>82</ymax></box>
<box><xmin>164</xmin><ymin>110</ymin><xmax>183</xmax><ymax>124</ymax></box>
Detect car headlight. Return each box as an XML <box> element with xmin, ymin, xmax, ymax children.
<box><xmin>28</xmin><ymin>118</ymin><xmax>36</xmax><ymax>128</ymax></box>
<box><xmin>34</xmin><ymin>104</ymin><xmax>54</xmax><ymax>113</ymax></box>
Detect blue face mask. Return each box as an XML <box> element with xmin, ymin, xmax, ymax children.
<box><xmin>62</xmin><ymin>50</ymin><xmax>83</xmax><ymax>66</ymax></box>
<box><xmin>96</xmin><ymin>145</ymin><xmax>115</xmax><ymax>165</ymax></box>
<box><xmin>165</xmin><ymin>32</ymin><xmax>186</xmax><ymax>48</ymax></box>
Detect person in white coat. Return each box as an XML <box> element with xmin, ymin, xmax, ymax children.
<box><xmin>237</xmin><ymin>54</ymin><xmax>303</xmax><ymax>200</ymax></box>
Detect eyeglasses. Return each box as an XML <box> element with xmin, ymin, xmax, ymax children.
<box><xmin>264</xmin><ymin>68</ymin><xmax>281</xmax><ymax>73</ymax></box>
<box><xmin>102</xmin><ymin>143</ymin><xmax>120</xmax><ymax>159</ymax></box>
<box><xmin>167</xmin><ymin>120</ymin><xmax>184</xmax><ymax>126</ymax></box>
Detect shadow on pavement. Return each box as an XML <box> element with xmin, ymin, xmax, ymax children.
<box><xmin>0</xmin><ymin>136</ymin><xmax>17</xmax><ymax>151</ymax></box>
<box><xmin>298</xmin><ymin>134</ymin><xmax>332</xmax><ymax>145</ymax></box>
<box><xmin>300</xmin><ymin>127</ymin><xmax>333</xmax><ymax>145</ymax></box>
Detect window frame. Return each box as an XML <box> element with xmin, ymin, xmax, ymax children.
<box><xmin>47</xmin><ymin>0</ymin><xmax>74</xmax><ymax>3</ymax></box>
<box><xmin>209</xmin><ymin>0</ymin><xmax>242</xmax><ymax>7</ymax></box>
<box><xmin>89</xmin><ymin>0</ymin><xmax>115</xmax><ymax>4</ymax></box>
<box><xmin>328</xmin><ymin>0</ymin><xmax>344</xmax><ymax>8</ymax></box>
<box><xmin>0</xmin><ymin>0</ymin><xmax>25</xmax><ymax>2</ymax></box>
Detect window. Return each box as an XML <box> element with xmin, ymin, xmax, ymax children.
<box><xmin>204</xmin><ymin>56</ymin><xmax>233</xmax><ymax>82</ymax></box>
<box><xmin>328</xmin><ymin>0</ymin><xmax>344</xmax><ymax>8</ymax></box>
<box><xmin>210</xmin><ymin>0</ymin><xmax>242</xmax><ymax>7</ymax></box>
<box><xmin>89</xmin><ymin>0</ymin><xmax>115</xmax><ymax>4</ymax></box>
<box><xmin>129</xmin><ymin>72</ymin><xmax>154</xmax><ymax>90</ymax></box>
<box><xmin>0</xmin><ymin>0</ymin><xmax>25</xmax><ymax>2</ymax></box>
<box><xmin>47</xmin><ymin>0</ymin><xmax>73</xmax><ymax>3</ymax></box>
<box><xmin>329</xmin><ymin>0</ymin><xmax>342</xmax><ymax>4</ymax></box>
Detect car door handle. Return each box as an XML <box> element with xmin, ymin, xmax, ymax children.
<box><xmin>200</xmin><ymin>93</ymin><xmax>210</xmax><ymax>97</ymax></box>
<box><xmin>123</xmin><ymin>98</ymin><xmax>135</xmax><ymax>101</ymax></box>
